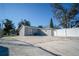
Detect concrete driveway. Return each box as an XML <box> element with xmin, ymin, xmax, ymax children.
<box><xmin>35</xmin><ymin>38</ymin><xmax>79</xmax><ymax>56</ymax></box>
<box><xmin>1</xmin><ymin>36</ymin><xmax>79</xmax><ymax>56</ymax></box>
<box><xmin>0</xmin><ymin>37</ymin><xmax>54</xmax><ymax>56</ymax></box>
<box><xmin>14</xmin><ymin>36</ymin><xmax>79</xmax><ymax>56</ymax></box>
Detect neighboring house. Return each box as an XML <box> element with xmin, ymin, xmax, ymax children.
<box><xmin>19</xmin><ymin>25</ymin><xmax>52</xmax><ymax>36</ymax></box>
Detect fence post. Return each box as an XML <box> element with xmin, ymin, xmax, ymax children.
<box><xmin>65</xmin><ymin>28</ymin><xmax>67</xmax><ymax>40</ymax></box>
<box><xmin>51</xmin><ymin>28</ymin><xmax>53</xmax><ymax>36</ymax></box>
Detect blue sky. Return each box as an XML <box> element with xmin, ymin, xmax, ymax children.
<box><xmin>0</xmin><ymin>3</ymin><xmax>57</xmax><ymax>28</ymax></box>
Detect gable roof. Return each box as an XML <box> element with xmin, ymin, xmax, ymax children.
<box><xmin>18</xmin><ymin>24</ymin><xmax>51</xmax><ymax>32</ymax></box>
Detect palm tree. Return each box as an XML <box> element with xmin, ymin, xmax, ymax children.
<box><xmin>51</xmin><ymin>3</ymin><xmax>79</xmax><ymax>28</ymax></box>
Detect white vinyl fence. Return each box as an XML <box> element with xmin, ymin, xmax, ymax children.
<box><xmin>53</xmin><ymin>28</ymin><xmax>79</xmax><ymax>37</ymax></box>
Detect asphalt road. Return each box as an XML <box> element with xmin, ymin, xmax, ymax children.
<box><xmin>0</xmin><ymin>38</ymin><xmax>53</xmax><ymax>56</ymax></box>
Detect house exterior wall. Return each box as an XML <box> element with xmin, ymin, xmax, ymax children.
<box><xmin>25</xmin><ymin>27</ymin><xmax>32</xmax><ymax>35</ymax></box>
<box><xmin>19</xmin><ymin>25</ymin><xmax>52</xmax><ymax>36</ymax></box>
<box><xmin>32</xmin><ymin>28</ymin><xmax>38</xmax><ymax>34</ymax></box>
<box><xmin>24</xmin><ymin>26</ymin><xmax>38</xmax><ymax>35</ymax></box>
<box><xmin>19</xmin><ymin>26</ymin><xmax>39</xmax><ymax>36</ymax></box>
<box><xmin>19</xmin><ymin>25</ymin><xmax>25</xmax><ymax>36</ymax></box>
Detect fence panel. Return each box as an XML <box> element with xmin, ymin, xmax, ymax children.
<box><xmin>53</xmin><ymin>28</ymin><xmax>79</xmax><ymax>37</ymax></box>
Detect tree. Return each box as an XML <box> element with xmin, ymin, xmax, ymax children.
<box><xmin>50</xmin><ymin>18</ymin><xmax>54</xmax><ymax>28</ymax></box>
<box><xmin>54</xmin><ymin>25</ymin><xmax>61</xmax><ymax>29</ymax></box>
<box><xmin>38</xmin><ymin>25</ymin><xmax>43</xmax><ymax>28</ymax></box>
<box><xmin>23</xmin><ymin>19</ymin><xmax>30</xmax><ymax>26</ymax></box>
<box><xmin>18</xmin><ymin>19</ymin><xmax>31</xmax><ymax>28</ymax></box>
<box><xmin>71</xmin><ymin>18</ymin><xmax>79</xmax><ymax>27</ymax></box>
<box><xmin>3</xmin><ymin>19</ymin><xmax>15</xmax><ymax>35</ymax></box>
<box><xmin>17</xmin><ymin>19</ymin><xmax>31</xmax><ymax>35</ymax></box>
<box><xmin>51</xmin><ymin>3</ymin><xmax>79</xmax><ymax>28</ymax></box>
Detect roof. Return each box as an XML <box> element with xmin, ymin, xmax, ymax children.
<box><xmin>18</xmin><ymin>25</ymin><xmax>51</xmax><ymax>31</ymax></box>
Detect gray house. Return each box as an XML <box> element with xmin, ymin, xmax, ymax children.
<box><xmin>19</xmin><ymin>25</ymin><xmax>52</xmax><ymax>36</ymax></box>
